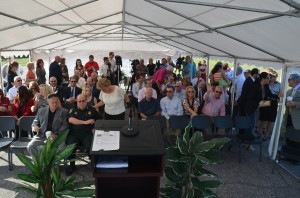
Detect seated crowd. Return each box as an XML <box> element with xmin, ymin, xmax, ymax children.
<box><xmin>1</xmin><ymin>53</ymin><xmax>298</xmax><ymax>173</ymax></box>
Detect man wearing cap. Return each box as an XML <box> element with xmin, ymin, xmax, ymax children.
<box><xmin>65</xmin><ymin>94</ymin><xmax>100</xmax><ymax>175</ymax></box>
<box><xmin>27</xmin><ymin>94</ymin><xmax>69</xmax><ymax>158</ymax></box>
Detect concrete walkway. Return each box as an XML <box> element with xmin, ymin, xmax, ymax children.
<box><xmin>0</xmin><ymin>140</ymin><xmax>299</xmax><ymax>198</ymax></box>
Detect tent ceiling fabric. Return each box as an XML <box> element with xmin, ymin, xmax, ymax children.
<box><xmin>0</xmin><ymin>0</ymin><xmax>300</xmax><ymax>63</ymax></box>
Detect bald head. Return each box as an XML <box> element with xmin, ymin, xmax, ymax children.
<box><xmin>55</xmin><ymin>56</ymin><xmax>61</xmax><ymax>63</ymax></box>
<box><xmin>50</xmin><ymin>76</ymin><xmax>57</xmax><ymax>87</ymax></box>
<box><xmin>145</xmin><ymin>87</ymin><xmax>153</xmax><ymax>100</ymax></box>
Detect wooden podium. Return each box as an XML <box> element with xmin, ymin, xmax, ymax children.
<box><xmin>91</xmin><ymin>120</ymin><xmax>165</xmax><ymax>198</ymax></box>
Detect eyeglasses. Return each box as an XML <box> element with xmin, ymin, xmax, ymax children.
<box><xmin>175</xmin><ymin>86</ymin><xmax>180</xmax><ymax>87</ymax></box>
<box><xmin>17</xmin><ymin>80</ymin><xmax>22</xmax><ymax>82</ymax></box>
<box><xmin>50</xmin><ymin>81</ymin><xmax>57</xmax><ymax>83</ymax></box>
<box><xmin>215</xmin><ymin>91</ymin><xmax>223</xmax><ymax>94</ymax></box>
<box><xmin>77</xmin><ymin>100</ymin><xmax>86</xmax><ymax>103</ymax></box>
<box><xmin>188</xmin><ymin>91</ymin><xmax>194</xmax><ymax>93</ymax></box>
<box><xmin>71</xmin><ymin>81</ymin><xmax>77</xmax><ymax>83</ymax></box>
<box><xmin>166</xmin><ymin>91</ymin><xmax>173</xmax><ymax>93</ymax></box>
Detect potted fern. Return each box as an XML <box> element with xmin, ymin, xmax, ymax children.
<box><xmin>160</xmin><ymin>124</ymin><xmax>229</xmax><ymax>198</ymax></box>
<box><xmin>16</xmin><ymin>130</ymin><xmax>95</xmax><ymax>198</ymax></box>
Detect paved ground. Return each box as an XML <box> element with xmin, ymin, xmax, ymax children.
<box><xmin>0</xmin><ymin>138</ymin><xmax>299</xmax><ymax>198</ymax></box>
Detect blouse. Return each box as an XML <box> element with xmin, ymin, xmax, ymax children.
<box><xmin>182</xmin><ymin>98</ymin><xmax>200</xmax><ymax>116</ymax></box>
<box><xmin>36</xmin><ymin>67</ymin><xmax>46</xmax><ymax>85</ymax></box>
<box><xmin>99</xmin><ymin>86</ymin><xmax>125</xmax><ymax>115</ymax></box>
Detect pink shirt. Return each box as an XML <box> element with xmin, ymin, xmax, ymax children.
<box><xmin>152</xmin><ymin>69</ymin><xmax>167</xmax><ymax>84</ymax></box>
<box><xmin>201</xmin><ymin>91</ymin><xmax>225</xmax><ymax>117</ymax></box>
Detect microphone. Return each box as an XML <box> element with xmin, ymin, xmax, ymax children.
<box><xmin>121</xmin><ymin>98</ymin><xmax>139</xmax><ymax>137</ymax></box>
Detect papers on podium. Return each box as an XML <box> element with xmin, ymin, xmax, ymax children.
<box><xmin>96</xmin><ymin>156</ymin><xmax>128</xmax><ymax>169</ymax></box>
<box><xmin>92</xmin><ymin>130</ymin><xmax>120</xmax><ymax>151</ymax></box>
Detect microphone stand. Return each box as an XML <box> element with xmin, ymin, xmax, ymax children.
<box><xmin>121</xmin><ymin>101</ymin><xmax>139</xmax><ymax>136</ymax></box>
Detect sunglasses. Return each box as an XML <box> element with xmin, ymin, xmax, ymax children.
<box><xmin>50</xmin><ymin>81</ymin><xmax>57</xmax><ymax>83</ymax></box>
<box><xmin>215</xmin><ymin>91</ymin><xmax>223</xmax><ymax>94</ymax></box>
<box><xmin>17</xmin><ymin>80</ymin><xmax>22</xmax><ymax>82</ymax></box>
<box><xmin>77</xmin><ymin>100</ymin><xmax>86</xmax><ymax>103</ymax></box>
<box><xmin>166</xmin><ymin>91</ymin><xmax>173</xmax><ymax>93</ymax></box>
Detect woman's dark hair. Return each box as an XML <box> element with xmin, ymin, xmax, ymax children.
<box><xmin>259</xmin><ymin>72</ymin><xmax>270</xmax><ymax>81</ymax></box>
<box><xmin>16</xmin><ymin>85</ymin><xmax>31</xmax><ymax>105</ymax></box>
<box><xmin>60</xmin><ymin>58</ymin><xmax>66</xmax><ymax>65</ymax></box>
<box><xmin>211</xmin><ymin>61</ymin><xmax>223</xmax><ymax>74</ymax></box>
<box><xmin>7</xmin><ymin>61</ymin><xmax>19</xmax><ymax>73</ymax></box>
<box><xmin>75</xmin><ymin>59</ymin><xmax>83</xmax><ymax>69</ymax></box>
<box><xmin>36</xmin><ymin>59</ymin><xmax>44</xmax><ymax>68</ymax></box>
<box><xmin>0</xmin><ymin>89</ymin><xmax>4</xmax><ymax>102</ymax></box>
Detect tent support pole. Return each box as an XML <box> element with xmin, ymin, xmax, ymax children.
<box><xmin>268</xmin><ymin>62</ymin><xmax>287</xmax><ymax>159</ymax></box>
<box><xmin>231</xmin><ymin>58</ymin><xmax>237</xmax><ymax>117</ymax></box>
<box><xmin>0</xmin><ymin>51</ymin><xmax>2</xmax><ymax>90</ymax></box>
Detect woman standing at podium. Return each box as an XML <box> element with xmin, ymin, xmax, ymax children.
<box><xmin>94</xmin><ymin>78</ymin><xmax>130</xmax><ymax>120</ymax></box>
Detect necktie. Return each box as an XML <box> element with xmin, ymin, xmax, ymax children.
<box><xmin>72</xmin><ymin>87</ymin><xmax>75</xmax><ymax>98</ymax></box>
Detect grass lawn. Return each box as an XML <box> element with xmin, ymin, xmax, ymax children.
<box><xmin>1</xmin><ymin>58</ymin><xmax>29</xmax><ymax>67</ymax></box>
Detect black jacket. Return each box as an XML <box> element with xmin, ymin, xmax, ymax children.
<box><xmin>238</xmin><ymin>76</ymin><xmax>255</xmax><ymax>115</ymax></box>
<box><xmin>245</xmin><ymin>81</ymin><xmax>263</xmax><ymax>115</ymax></box>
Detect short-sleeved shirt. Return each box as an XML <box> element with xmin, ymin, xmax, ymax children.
<box><xmin>84</xmin><ymin>61</ymin><xmax>99</xmax><ymax>77</ymax></box>
<box><xmin>138</xmin><ymin>98</ymin><xmax>161</xmax><ymax>116</ymax></box>
<box><xmin>99</xmin><ymin>86</ymin><xmax>125</xmax><ymax>115</ymax></box>
<box><xmin>68</xmin><ymin>105</ymin><xmax>99</xmax><ymax>134</ymax></box>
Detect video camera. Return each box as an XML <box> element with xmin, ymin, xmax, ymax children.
<box><xmin>176</xmin><ymin>57</ymin><xmax>185</xmax><ymax>69</ymax></box>
<box><xmin>115</xmin><ymin>55</ymin><xmax>122</xmax><ymax>66</ymax></box>
<box><xmin>130</xmin><ymin>59</ymin><xmax>139</xmax><ymax>74</ymax></box>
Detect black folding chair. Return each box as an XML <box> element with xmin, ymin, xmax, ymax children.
<box><xmin>169</xmin><ymin>116</ymin><xmax>190</xmax><ymax>136</ymax></box>
<box><xmin>0</xmin><ymin>116</ymin><xmax>15</xmax><ymax>170</ymax></box>
<box><xmin>214</xmin><ymin>116</ymin><xmax>233</xmax><ymax>137</ymax></box>
<box><xmin>235</xmin><ymin>116</ymin><xmax>262</xmax><ymax>163</ymax></box>
<box><xmin>191</xmin><ymin>115</ymin><xmax>212</xmax><ymax>139</ymax></box>
<box><xmin>9</xmin><ymin>116</ymin><xmax>35</xmax><ymax>171</ymax></box>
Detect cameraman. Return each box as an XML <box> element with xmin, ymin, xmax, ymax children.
<box><xmin>99</xmin><ymin>57</ymin><xmax>111</xmax><ymax>79</ymax></box>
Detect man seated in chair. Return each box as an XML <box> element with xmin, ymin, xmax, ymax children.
<box><xmin>27</xmin><ymin>94</ymin><xmax>69</xmax><ymax>158</ymax></box>
<box><xmin>66</xmin><ymin>94</ymin><xmax>100</xmax><ymax>175</ymax></box>
<box><xmin>138</xmin><ymin>87</ymin><xmax>161</xmax><ymax>120</ymax></box>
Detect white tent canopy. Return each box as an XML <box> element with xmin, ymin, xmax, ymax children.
<box><xmin>0</xmin><ymin>0</ymin><xmax>299</xmax><ymax>64</ymax></box>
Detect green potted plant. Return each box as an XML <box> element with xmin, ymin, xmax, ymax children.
<box><xmin>16</xmin><ymin>130</ymin><xmax>95</xmax><ymax>198</ymax></box>
<box><xmin>160</xmin><ymin>124</ymin><xmax>229</xmax><ymax>198</ymax></box>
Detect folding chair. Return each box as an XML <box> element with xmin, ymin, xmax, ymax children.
<box><xmin>9</xmin><ymin>116</ymin><xmax>35</xmax><ymax>171</ymax></box>
<box><xmin>235</xmin><ymin>116</ymin><xmax>262</xmax><ymax>163</ymax></box>
<box><xmin>191</xmin><ymin>115</ymin><xmax>212</xmax><ymax>139</ymax></box>
<box><xmin>169</xmin><ymin>115</ymin><xmax>190</xmax><ymax>135</ymax></box>
<box><xmin>214</xmin><ymin>116</ymin><xmax>233</xmax><ymax>137</ymax></box>
<box><xmin>0</xmin><ymin>116</ymin><xmax>15</xmax><ymax>170</ymax></box>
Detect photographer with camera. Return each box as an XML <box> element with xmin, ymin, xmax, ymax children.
<box><xmin>84</xmin><ymin>55</ymin><xmax>99</xmax><ymax>77</ymax></box>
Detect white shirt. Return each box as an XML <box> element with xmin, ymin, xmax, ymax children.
<box><xmin>138</xmin><ymin>88</ymin><xmax>157</xmax><ymax>102</ymax></box>
<box><xmin>99</xmin><ymin>86</ymin><xmax>125</xmax><ymax>115</ymax></box>
<box><xmin>76</xmin><ymin>77</ymin><xmax>86</xmax><ymax>89</ymax></box>
<box><xmin>7</xmin><ymin>86</ymin><xmax>18</xmax><ymax>102</ymax></box>
<box><xmin>234</xmin><ymin>73</ymin><xmax>245</xmax><ymax>101</ymax></box>
<box><xmin>109</xmin><ymin>59</ymin><xmax>117</xmax><ymax>72</ymax></box>
<box><xmin>132</xmin><ymin>82</ymin><xmax>145</xmax><ymax>98</ymax></box>
<box><xmin>99</xmin><ymin>64</ymin><xmax>108</xmax><ymax>77</ymax></box>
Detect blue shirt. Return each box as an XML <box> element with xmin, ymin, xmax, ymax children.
<box><xmin>182</xmin><ymin>61</ymin><xmax>196</xmax><ymax>80</ymax></box>
<box><xmin>138</xmin><ymin>98</ymin><xmax>161</xmax><ymax>116</ymax></box>
<box><xmin>174</xmin><ymin>90</ymin><xmax>185</xmax><ymax>100</ymax></box>
<box><xmin>160</xmin><ymin>96</ymin><xmax>183</xmax><ymax>119</ymax></box>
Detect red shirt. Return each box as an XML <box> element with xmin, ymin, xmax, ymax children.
<box><xmin>0</xmin><ymin>97</ymin><xmax>11</xmax><ymax>116</ymax></box>
<box><xmin>152</xmin><ymin>69</ymin><xmax>167</xmax><ymax>84</ymax></box>
<box><xmin>12</xmin><ymin>98</ymin><xmax>35</xmax><ymax>117</ymax></box>
<box><xmin>84</xmin><ymin>61</ymin><xmax>99</xmax><ymax>77</ymax></box>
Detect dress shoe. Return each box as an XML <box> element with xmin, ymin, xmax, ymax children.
<box><xmin>65</xmin><ymin>165</ymin><xmax>76</xmax><ymax>176</ymax></box>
